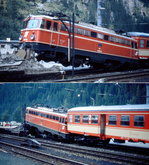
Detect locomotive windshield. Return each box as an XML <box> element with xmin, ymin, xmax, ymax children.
<box><xmin>27</xmin><ymin>19</ymin><xmax>39</xmax><ymax>28</ymax></box>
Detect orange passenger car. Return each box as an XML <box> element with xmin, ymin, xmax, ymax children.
<box><xmin>126</xmin><ymin>32</ymin><xmax>149</xmax><ymax>59</ymax></box>
<box><xmin>67</xmin><ymin>104</ymin><xmax>149</xmax><ymax>143</ymax></box>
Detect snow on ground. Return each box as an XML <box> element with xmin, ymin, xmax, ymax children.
<box><xmin>110</xmin><ymin>139</ymin><xmax>149</xmax><ymax>148</ymax></box>
<box><xmin>0</xmin><ymin>52</ymin><xmax>90</xmax><ymax>72</ymax></box>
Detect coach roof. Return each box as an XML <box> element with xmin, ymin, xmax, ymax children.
<box><xmin>68</xmin><ymin>104</ymin><xmax>149</xmax><ymax>112</ymax></box>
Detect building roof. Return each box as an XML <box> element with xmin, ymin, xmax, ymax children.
<box><xmin>0</xmin><ymin>40</ymin><xmax>19</xmax><ymax>44</ymax></box>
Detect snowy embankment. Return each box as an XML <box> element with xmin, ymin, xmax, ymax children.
<box><xmin>0</xmin><ymin>53</ymin><xmax>90</xmax><ymax>73</ymax></box>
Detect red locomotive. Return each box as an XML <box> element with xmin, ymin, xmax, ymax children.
<box><xmin>19</xmin><ymin>15</ymin><xmax>139</xmax><ymax>68</ymax></box>
<box><xmin>25</xmin><ymin>104</ymin><xmax>149</xmax><ymax>144</ymax></box>
<box><xmin>25</xmin><ymin>107</ymin><xmax>69</xmax><ymax>139</ymax></box>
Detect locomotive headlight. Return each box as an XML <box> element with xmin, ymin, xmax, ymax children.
<box><xmin>19</xmin><ymin>35</ymin><xmax>23</xmax><ymax>41</ymax></box>
<box><xmin>30</xmin><ymin>33</ymin><xmax>35</xmax><ymax>40</ymax></box>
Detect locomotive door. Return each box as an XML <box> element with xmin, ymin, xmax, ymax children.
<box><xmin>100</xmin><ymin>114</ymin><xmax>106</xmax><ymax>140</ymax></box>
<box><xmin>51</xmin><ymin>22</ymin><xmax>60</xmax><ymax>46</ymax></box>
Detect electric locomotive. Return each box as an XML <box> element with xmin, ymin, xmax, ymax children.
<box><xmin>19</xmin><ymin>14</ymin><xmax>139</xmax><ymax>68</ymax></box>
<box><xmin>25</xmin><ymin>107</ymin><xmax>69</xmax><ymax>140</ymax></box>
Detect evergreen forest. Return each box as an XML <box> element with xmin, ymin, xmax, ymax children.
<box><xmin>0</xmin><ymin>83</ymin><xmax>146</xmax><ymax>122</ymax></box>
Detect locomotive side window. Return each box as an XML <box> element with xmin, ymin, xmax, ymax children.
<box><xmin>104</xmin><ymin>35</ymin><xmax>109</xmax><ymax>41</ymax></box>
<box><xmin>134</xmin><ymin>116</ymin><xmax>144</xmax><ymax>127</ymax></box>
<box><xmin>98</xmin><ymin>33</ymin><xmax>104</xmax><ymax>39</ymax></box>
<box><xmin>82</xmin><ymin>115</ymin><xmax>89</xmax><ymax>123</ymax></box>
<box><xmin>53</xmin><ymin>22</ymin><xmax>58</xmax><ymax>31</ymax></box>
<box><xmin>91</xmin><ymin>31</ymin><xmax>97</xmax><ymax>38</ymax></box>
<box><xmin>108</xmin><ymin>115</ymin><xmax>117</xmax><ymax>125</ymax></box>
<box><xmin>74</xmin><ymin>115</ymin><xmax>80</xmax><ymax>123</ymax></box>
<box><xmin>146</xmin><ymin>40</ymin><xmax>149</xmax><ymax>48</ymax></box>
<box><xmin>120</xmin><ymin>115</ymin><xmax>130</xmax><ymax>126</ymax></box>
<box><xmin>46</xmin><ymin>21</ymin><xmax>51</xmax><ymax>30</ymax></box>
<box><xmin>61</xmin><ymin>24</ymin><xmax>67</xmax><ymax>31</ymax></box>
<box><xmin>140</xmin><ymin>40</ymin><xmax>145</xmax><ymax>48</ymax></box>
<box><xmin>84</xmin><ymin>30</ymin><xmax>90</xmax><ymax>36</ymax></box>
<box><xmin>91</xmin><ymin>115</ymin><xmax>98</xmax><ymax>124</ymax></box>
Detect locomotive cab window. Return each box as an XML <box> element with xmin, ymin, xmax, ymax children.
<box><xmin>120</xmin><ymin>115</ymin><xmax>130</xmax><ymax>126</ymax></box>
<box><xmin>74</xmin><ymin>115</ymin><xmax>80</xmax><ymax>123</ymax></box>
<box><xmin>82</xmin><ymin>115</ymin><xmax>89</xmax><ymax>123</ymax></box>
<box><xmin>108</xmin><ymin>115</ymin><xmax>117</xmax><ymax>125</ymax></box>
<box><xmin>27</xmin><ymin>19</ymin><xmax>39</xmax><ymax>28</ymax></box>
<box><xmin>40</xmin><ymin>19</ymin><xmax>45</xmax><ymax>28</ymax></box>
<box><xmin>134</xmin><ymin>115</ymin><xmax>144</xmax><ymax>127</ymax></box>
<box><xmin>53</xmin><ymin>22</ymin><xmax>58</xmax><ymax>31</ymax></box>
<box><xmin>46</xmin><ymin>21</ymin><xmax>51</xmax><ymax>30</ymax></box>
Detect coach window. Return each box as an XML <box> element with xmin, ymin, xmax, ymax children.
<box><xmin>53</xmin><ymin>22</ymin><xmax>58</xmax><ymax>31</ymax></box>
<box><xmin>134</xmin><ymin>115</ymin><xmax>144</xmax><ymax>127</ymax></box>
<box><xmin>75</xmin><ymin>115</ymin><xmax>80</xmax><ymax>123</ymax></box>
<box><xmin>108</xmin><ymin>115</ymin><xmax>117</xmax><ymax>125</ymax></box>
<box><xmin>46</xmin><ymin>21</ymin><xmax>51</xmax><ymax>30</ymax></box>
<box><xmin>146</xmin><ymin>40</ymin><xmax>149</xmax><ymax>48</ymax></box>
<box><xmin>69</xmin><ymin>115</ymin><xmax>73</xmax><ymax>123</ymax></box>
<box><xmin>120</xmin><ymin>115</ymin><xmax>130</xmax><ymax>126</ymax></box>
<box><xmin>91</xmin><ymin>115</ymin><xmax>98</xmax><ymax>124</ymax></box>
<box><xmin>82</xmin><ymin>115</ymin><xmax>89</xmax><ymax>123</ymax></box>
<box><xmin>140</xmin><ymin>40</ymin><xmax>145</xmax><ymax>48</ymax></box>
<box><xmin>91</xmin><ymin>31</ymin><xmax>97</xmax><ymax>38</ymax></box>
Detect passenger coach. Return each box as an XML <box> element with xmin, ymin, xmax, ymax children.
<box><xmin>25</xmin><ymin>107</ymin><xmax>69</xmax><ymax>139</ymax></box>
<box><xmin>126</xmin><ymin>32</ymin><xmax>149</xmax><ymax>59</ymax></box>
<box><xmin>67</xmin><ymin>104</ymin><xmax>149</xmax><ymax>143</ymax></box>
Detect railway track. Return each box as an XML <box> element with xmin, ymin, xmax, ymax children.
<box><xmin>53</xmin><ymin>69</ymin><xmax>149</xmax><ymax>82</ymax></box>
<box><xmin>0</xmin><ymin>138</ymin><xmax>86</xmax><ymax>165</ymax></box>
<box><xmin>0</xmin><ymin>134</ymin><xmax>149</xmax><ymax>165</ymax></box>
<box><xmin>0</xmin><ymin>59</ymin><xmax>149</xmax><ymax>82</ymax></box>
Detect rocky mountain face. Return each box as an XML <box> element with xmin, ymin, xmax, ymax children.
<box><xmin>0</xmin><ymin>0</ymin><xmax>148</xmax><ymax>39</ymax></box>
<box><xmin>98</xmin><ymin>0</ymin><xmax>149</xmax><ymax>32</ymax></box>
<box><xmin>38</xmin><ymin>0</ymin><xmax>149</xmax><ymax>32</ymax></box>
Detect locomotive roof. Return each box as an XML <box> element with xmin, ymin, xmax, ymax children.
<box><xmin>27</xmin><ymin>15</ymin><xmax>135</xmax><ymax>41</ymax></box>
<box><xmin>27</xmin><ymin>107</ymin><xmax>67</xmax><ymax>117</ymax></box>
<box><xmin>68</xmin><ymin>104</ymin><xmax>149</xmax><ymax>112</ymax></box>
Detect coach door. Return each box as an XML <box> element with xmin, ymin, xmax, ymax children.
<box><xmin>51</xmin><ymin>22</ymin><xmax>59</xmax><ymax>46</ymax></box>
<box><xmin>100</xmin><ymin>114</ymin><xmax>106</xmax><ymax>140</ymax></box>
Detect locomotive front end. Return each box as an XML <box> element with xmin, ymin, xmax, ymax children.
<box><xmin>19</xmin><ymin>15</ymin><xmax>44</xmax><ymax>59</ymax></box>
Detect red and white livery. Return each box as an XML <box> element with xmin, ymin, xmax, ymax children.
<box><xmin>67</xmin><ymin>104</ymin><xmax>149</xmax><ymax>143</ymax></box>
<box><xmin>19</xmin><ymin>15</ymin><xmax>139</xmax><ymax>68</ymax></box>
<box><xmin>25</xmin><ymin>107</ymin><xmax>68</xmax><ymax>139</ymax></box>
<box><xmin>126</xmin><ymin>32</ymin><xmax>149</xmax><ymax>60</ymax></box>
